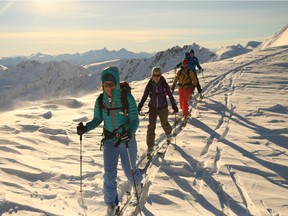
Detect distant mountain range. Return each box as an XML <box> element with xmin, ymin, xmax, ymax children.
<box><xmin>0</xmin><ymin>48</ymin><xmax>152</xmax><ymax>67</ymax></box>
<box><xmin>211</xmin><ymin>41</ymin><xmax>261</xmax><ymax>61</ymax></box>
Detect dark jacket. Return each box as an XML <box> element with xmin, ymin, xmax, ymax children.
<box><xmin>176</xmin><ymin>52</ymin><xmax>202</xmax><ymax>71</ymax></box>
<box><xmin>138</xmin><ymin>77</ymin><xmax>176</xmax><ymax>110</ymax></box>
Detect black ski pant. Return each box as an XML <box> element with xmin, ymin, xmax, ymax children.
<box><xmin>193</xmin><ymin>70</ymin><xmax>202</xmax><ymax>93</ymax></box>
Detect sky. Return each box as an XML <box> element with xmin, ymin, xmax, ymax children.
<box><xmin>0</xmin><ymin>0</ymin><xmax>288</xmax><ymax>57</ymax></box>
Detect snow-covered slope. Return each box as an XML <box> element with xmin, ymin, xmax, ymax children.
<box><xmin>258</xmin><ymin>24</ymin><xmax>288</xmax><ymax>50</ymax></box>
<box><xmin>0</xmin><ymin>45</ymin><xmax>287</xmax><ymax>216</ymax></box>
<box><xmin>0</xmin><ymin>61</ymin><xmax>102</xmax><ymax>112</ymax></box>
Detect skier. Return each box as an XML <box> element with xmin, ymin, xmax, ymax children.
<box><xmin>171</xmin><ymin>59</ymin><xmax>197</xmax><ymax>122</ymax></box>
<box><xmin>175</xmin><ymin>49</ymin><xmax>204</xmax><ymax>99</ymax></box>
<box><xmin>76</xmin><ymin>66</ymin><xmax>142</xmax><ymax>216</ymax></box>
<box><xmin>138</xmin><ymin>66</ymin><xmax>178</xmax><ymax>157</ymax></box>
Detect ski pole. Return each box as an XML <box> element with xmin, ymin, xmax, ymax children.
<box><xmin>79</xmin><ymin>134</ymin><xmax>83</xmax><ymax>193</ymax></box>
<box><xmin>121</xmin><ymin>125</ymin><xmax>142</xmax><ymax>216</ymax></box>
<box><xmin>174</xmin><ymin>113</ymin><xmax>177</xmax><ymax>149</ymax></box>
<box><xmin>201</xmin><ymin>69</ymin><xmax>206</xmax><ymax>86</ymax></box>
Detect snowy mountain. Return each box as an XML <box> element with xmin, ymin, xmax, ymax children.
<box><xmin>0</xmin><ymin>44</ymin><xmax>287</xmax><ymax>216</ymax></box>
<box><xmin>118</xmin><ymin>43</ymin><xmax>215</xmax><ymax>82</ymax></box>
<box><xmin>211</xmin><ymin>44</ymin><xmax>252</xmax><ymax>61</ymax></box>
<box><xmin>0</xmin><ymin>60</ymin><xmax>101</xmax><ymax>112</ymax></box>
<box><xmin>0</xmin><ymin>44</ymin><xmax>215</xmax><ymax>112</ymax></box>
<box><xmin>0</xmin><ymin>48</ymin><xmax>152</xmax><ymax>67</ymax></box>
<box><xmin>245</xmin><ymin>41</ymin><xmax>262</xmax><ymax>50</ymax></box>
<box><xmin>0</xmin><ymin>64</ymin><xmax>8</xmax><ymax>71</ymax></box>
<box><xmin>258</xmin><ymin>24</ymin><xmax>288</xmax><ymax>50</ymax></box>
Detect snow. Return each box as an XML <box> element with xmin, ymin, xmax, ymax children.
<box><xmin>258</xmin><ymin>24</ymin><xmax>288</xmax><ymax>50</ymax></box>
<box><xmin>0</xmin><ymin>25</ymin><xmax>288</xmax><ymax>216</ymax></box>
<box><xmin>0</xmin><ymin>43</ymin><xmax>287</xmax><ymax>215</ymax></box>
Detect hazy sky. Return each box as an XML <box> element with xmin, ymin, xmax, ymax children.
<box><xmin>0</xmin><ymin>0</ymin><xmax>288</xmax><ymax>57</ymax></box>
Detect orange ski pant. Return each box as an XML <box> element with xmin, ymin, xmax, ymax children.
<box><xmin>178</xmin><ymin>88</ymin><xmax>191</xmax><ymax>116</ymax></box>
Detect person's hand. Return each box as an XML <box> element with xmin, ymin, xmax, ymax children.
<box><xmin>172</xmin><ymin>104</ymin><xmax>179</xmax><ymax>113</ymax></box>
<box><xmin>120</xmin><ymin>130</ymin><xmax>130</xmax><ymax>142</ymax></box>
<box><xmin>77</xmin><ymin>122</ymin><xmax>87</xmax><ymax>135</ymax></box>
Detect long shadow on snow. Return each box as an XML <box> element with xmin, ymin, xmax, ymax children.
<box><xmin>157</xmin><ymin>157</ymin><xmax>224</xmax><ymax>215</ymax></box>
<box><xmin>191</xmin><ymin>114</ymin><xmax>288</xmax><ymax>184</ymax></box>
<box><xmin>171</xmin><ymin>146</ymin><xmax>248</xmax><ymax>216</ymax></box>
<box><xmin>200</xmin><ymin>98</ymin><xmax>287</xmax><ymax>150</ymax></box>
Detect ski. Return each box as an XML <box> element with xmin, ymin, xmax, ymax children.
<box><xmin>157</xmin><ymin>138</ymin><xmax>172</xmax><ymax>155</ymax></box>
<box><xmin>115</xmin><ymin>191</ymin><xmax>132</xmax><ymax>216</ymax></box>
<box><xmin>180</xmin><ymin>115</ymin><xmax>191</xmax><ymax>128</ymax></box>
<box><xmin>138</xmin><ymin>144</ymin><xmax>160</xmax><ymax>172</ymax></box>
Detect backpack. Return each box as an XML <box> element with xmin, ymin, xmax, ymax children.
<box><xmin>98</xmin><ymin>81</ymin><xmax>131</xmax><ymax>117</ymax></box>
<box><xmin>180</xmin><ymin>67</ymin><xmax>193</xmax><ymax>83</ymax></box>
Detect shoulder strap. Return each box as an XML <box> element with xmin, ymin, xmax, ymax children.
<box><xmin>98</xmin><ymin>93</ymin><xmax>104</xmax><ymax>117</ymax></box>
<box><xmin>161</xmin><ymin>77</ymin><xmax>168</xmax><ymax>93</ymax></box>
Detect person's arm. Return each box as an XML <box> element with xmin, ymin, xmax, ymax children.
<box><xmin>165</xmin><ymin>81</ymin><xmax>177</xmax><ymax>106</ymax></box>
<box><xmin>175</xmin><ymin>61</ymin><xmax>182</xmax><ymax>69</ymax></box>
<box><xmin>138</xmin><ymin>83</ymin><xmax>150</xmax><ymax>110</ymax></box>
<box><xmin>86</xmin><ymin>97</ymin><xmax>103</xmax><ymax>132</ymax></box>
<box><xmin>194</xmin><ymin>56</ymin><xmax>202</xmax><ymax>70</ymax></box>
<box><xmin>172</xmin><ymin>70</ymin><xmax>180</xmax><ymax>89</ymax></box>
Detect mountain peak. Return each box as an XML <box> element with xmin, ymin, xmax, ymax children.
<box><xmin>259</xmin><ymin>24</ymin><xmax>288</xmax><ymax>50</ymax></box>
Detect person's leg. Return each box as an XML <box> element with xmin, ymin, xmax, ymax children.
<box><xmin>182</xmin><ymin>88</ymin><xmax>191</xmax><ymax>116</ymax></box>
<box><xmin>158</xmin><ymin>107</ymin><xmax>172</xmax><ymax>135</ymax></box>
<box><xmin>103</xmin><ymin>139</ymin><xmax>119</xmax><ymax>206</ymax></box>
<box><xmin>119</xmin><ymin>137</ymin><xmax>143</xmax><ymax>184</ymax></box>
<box><xmin>178</xmin><ymin>88</ymin><xmax>184</xmax><ymax>111</ymax></box>
<box><xmin>146</xmin><ymin>108</ymin><xmax>158</xmax><ymax>148</ymax></box>
<box><xmin>194</xmin><ymin>71</ymin><xmax>202</xmax><ymax>93</ymax></box>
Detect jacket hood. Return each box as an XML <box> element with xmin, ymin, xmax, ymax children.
<box><xmin>101</xmin><ymin>66</ymin><xmax>120</xmax><ymax>90</ymax></box>
<box><xmin>185</xmin><ymin>52</ymin><xmax>190</xmax><ymax>59</ymax></box>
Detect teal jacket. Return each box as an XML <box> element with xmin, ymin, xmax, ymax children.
<box><xmin>86</xmin><ymin>67</ymin><xmax>139</xmax><ymax>136</ymax></box>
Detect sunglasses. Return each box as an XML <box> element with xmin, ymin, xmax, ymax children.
<box><xmin>153</xmin><ymin>74</ymin><xmax>161</xmax><ymax>77</ymax></box>
<box><xmin>103</xmin><ymin>82</ymin><xmax>115</xmax><ymax>88</ymax></box>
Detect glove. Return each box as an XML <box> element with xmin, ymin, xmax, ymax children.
<box><xmin>77</xmin><ymin>122</ymin><xmax>87</xmax><ymax>135</ymax></box>
<box><xmin>172</xmin><ymin>104</ymin><xmax>179</xmax><ymax>113</ymax></box>
<box><xmin>171</xmin><ymin>86</ymin><xmax>175</xmax><ymax>93</ymax></box>
<box><xmin>120</xmin><ymin>130</ymin><xmax>130</xmax><ymax>142</ymax></box>
<box><xmin>198</xmin><ymin>68</ymin><xmax>204</xmax><ymax>74</ymax></box>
